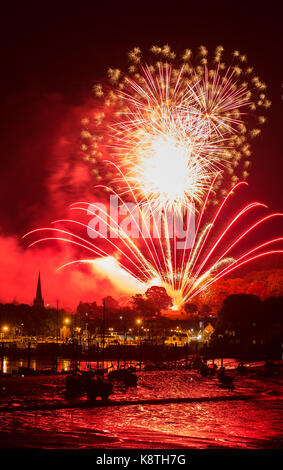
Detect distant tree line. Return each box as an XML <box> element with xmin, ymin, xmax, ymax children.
<box><xmin>0</xmin><ymin>303</ymin><xmax>63</xmax><ymax>336</ymax></box>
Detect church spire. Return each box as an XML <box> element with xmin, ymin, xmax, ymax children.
<box><xmin>33</xmin><ymin>272</ymin><xmax>44</xmax><ymax>307</ymax></box>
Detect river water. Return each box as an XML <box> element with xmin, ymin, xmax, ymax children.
<box><xmin>0</xmin><ymin>360</ymin><xmax>282</xmax><ymax>449</ymax></box>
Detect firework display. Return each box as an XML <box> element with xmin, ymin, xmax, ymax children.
<box><xmin>81</xmin><ymin>44</ymin><xmax>270</xmax><ymax>209</ymax></box>
<box><xmin>25</xmin><ymin>44</ymin><xmax>282</xmax><ymax>311</ymax></box>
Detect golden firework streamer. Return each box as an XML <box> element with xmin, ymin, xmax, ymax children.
<box><xmin>81</xmin><ymin>44</ymin><xmax>269</xmax><ymax>210</ymax></box>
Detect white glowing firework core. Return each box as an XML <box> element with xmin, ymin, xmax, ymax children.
<box><xmin>138</xmin><ymin>135</ymin><xmax>193</xmax><ymax>206</ymax></box>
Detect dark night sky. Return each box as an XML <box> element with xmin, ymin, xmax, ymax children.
<box><xmin>0</xmin><ymin>0</ymin><xmax>282</xmax><ymax>232</ymax></box>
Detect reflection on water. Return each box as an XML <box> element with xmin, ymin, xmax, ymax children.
<box><xmin>0</xmin><ymin>364</ymin><xmax>282</xmax><ymax>449</ymax></box>
<box><xmin>0</xmin><ymin>357</ymin><xmax>116</xmax><ymax>375</ymax></box>
<box><xmin>1</xmin><ymin>356</ymin><xmax>265</xmax><ymax>376</ymax></box>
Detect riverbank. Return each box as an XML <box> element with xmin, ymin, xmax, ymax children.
<box><xmin>0</xmin><ymin>362</ymin><xmax>282</xmax><ymax>449</ymax></box>
<box><xmin>0</xmin><ymin>360</ymin><xmax>282</xmax><ymax>411</ymax></box>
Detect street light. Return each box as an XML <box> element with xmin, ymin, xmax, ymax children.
<box><xmin>136</xmin><ymin>319</ymin><xmax>142</xmax><ymax>343</ymax></box>
<box><xmin>1</xmin><ymin>325</ymin><xmax>9</xmax><ymax>340</ymax></box>
<box><xmin>62</xmin><ymin>318</ymin><xmax>72</xmax><ymax>341</ymax></box>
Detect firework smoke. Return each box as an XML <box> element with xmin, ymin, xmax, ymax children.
<box><xmin>25</xmin><ymin>44</ymin><xmax>281</xmax><ymax>311</ymax></box>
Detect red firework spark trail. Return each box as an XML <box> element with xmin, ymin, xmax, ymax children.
<box><xmin>53</xmin><ymin>216</ymin><xmax>153</xmax><ymax>280</ymax></box>
<box><xmin>183</xmin><ymin>181</ymin><xmax>249</xmax><ymax>290</ymax></box>
<box><xmin>69</xmin><ymin>207</ymin><xmax>155</xmax><ymax>278</ymax></box>
<box><xmin>205</xmin><ymin>214</ymin><xmax>283</xmax><ymax>272</ymax></box>
<box><xmin>179</xmin><ymin>171</ymin><xmax>220</xmax><ymax>292</ymax></box>
<box><xmin>24</xmin><ymin>222</ymin><xmax>154</xmax><ymax>283</ymax></box>
<box><xmin>26</xmin><ymin>234</ymin><xmax>146</xmax><ymax>284</ymax></box>
<box><xmin>182</xmin><ymin>181</ymin><xmax>283</xmax><ymax>302</ymax></box>
<box><xmin>24</xmin><ymin>177</ymin><xmax>283</xmax><ymax>309</ymax></box>
<box><xmin>70</xmin><ymin>200</ymin><xmax>163</xmax><ymax>278</ymax></box>
<box><xmin>191</xmin><ymin>201</ymin><xmax>267</xmax><ymax>283</ymax></box>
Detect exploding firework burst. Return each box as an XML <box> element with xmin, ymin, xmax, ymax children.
<box><xmin>81</xmin><ymin>44</ymin><xmax>270</xmax><ymax>210</ymax></box>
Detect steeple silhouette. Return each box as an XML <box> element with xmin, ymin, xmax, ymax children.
<box><xmin>33</xmin><ymin>272</ymin><xmax>44</xmax><ymax>308</ymax></box>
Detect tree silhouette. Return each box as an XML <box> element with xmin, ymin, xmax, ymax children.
<box><xmin>184</xmin><ymin>303</ymin><xmax>198</xmax><ymax>315</ymax></box>
<box><xmin>145</xmin><ymin>286</ymin><xmax>172</xmax><ymax>313</ymax></box>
